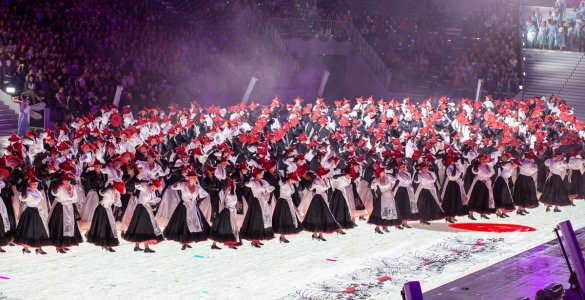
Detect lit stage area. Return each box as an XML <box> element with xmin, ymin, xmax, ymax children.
<box><xmin>1</xmin><ymin>202</ymin><xmax>583</xmax><ymax>300</ymax></box>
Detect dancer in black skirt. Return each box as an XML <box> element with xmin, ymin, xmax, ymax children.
<box><xmin>513</xmin><ymin>151</ymin><xmax>540</xmax><ymax>215</ymax></box>
<box><xmin>0</xmin><ymin>169</ymin><xmax>13</xmax><ymax>252</ymax></box>
<box><xmin>86</xmin><ymin>182</ymin><xmax>126</xmax><ymax>252</ymax></box>
<box><xmin>210</xmin><ymin>180</ymin><xmax>240</xmax><ymax>250</ymax></box>
<box><xmin>394</xmin><ymin>161</ymin><xmax>417</xmax><ymax>228</ymax></box>
<box><xmin>440</xmin><ymin>154</ymin><xmax>469</xmax><ymax>223</ymax></box>
<box><xmin>300</xmin><ymin>167</ymin><xmax>341</xmax><ymax>241</ymax></box>
<box><xmin>329</xmin><ymin>172</ymin><xmax>355</xmax><ymax>234</ymax></box>
<box><xmin>566</xmin><ymin>153</ymin><xmax>583</xmax><ymax>201</ymax></box>
<box><xmin>272</xmin><ymin>172</ymin><xmax>303</xmax><ymax>243</ymax></box>
<box><xmin>467</xmin><ymin>154</ymin><xmax>496</xmax><ymax>219</ymax></box>
<box><xmin>49</xmin><ymin>174</ymin><xmax>83</xmax><ymax>253</ymax></box>
<box><xmin>540</xmin><ymin>150</ymin><xmax>572</xmax><ymax>211</ymax></box>
<box><xmin>240</xmin><ymin>167</ymin><xmax>275</xmax><ymax>248</ymax></box>
<box><xmin>414</xmin><ymin>162</ymin><xmax>444</xmax><ymax>224</ymax></box>
<box><xmin>492</xmin><ymin>153</ymin><xmax>516</xmax><ymax>218</ymax></box>
<box><xmin>368</xmin><ymin>166</ymin><xmax>402</xmax><ymax>233</ymax></box>
<box><xmin>123</xmin><ymin>179</ymin><xmax>165</xmax><ymax>253</ymax></box>
<box><xmin>164</xmin><ymin>170</ymin><xmax>210</xmax><ymax>250</ymax></box>
<box><xmin>13</xmin><ymin>178</ymin><xmax>52</xmax><ymax>254</ymax></box>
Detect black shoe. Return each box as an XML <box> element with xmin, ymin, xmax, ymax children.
<box><xmin>546</xmin><ymin>207</ymin><xmax>551</xmax><ymax>212</ymax></box>
<box><xmin>402</xmin><ymin>223</ymin><xmax>412</xmax><ymax>229</ymax></box>
<box><xmin>211</xmin><ymin>244</ymin><xmax>222</xmax><ymax>250</ymax></box>
<box><xmin>57</xmin><ymin>249</ymin><xmax>67</xmax><ymax>254</ymax></box>
<box><xmin>35</xmin><ymin>249</ymin><xmax>47</xmax><ymax>255</ymax></box>
<box><xmin>312</xmin><ymin>234</ymin><xmax>318</xmax><ymax>241</ymax></box>
<box><xmin>186</xmin><ymin>244</ymin><xmax>192</xmax><ymax>248</ymax></box>
<box><xmin>420</xmin><ymin>221</ymin><xmax>431</xmax><ymax>225</ymax></box>
<box><xmin>359</xmin><ymin>216</ymin><xmax>366</xmax><ymax>221</ymax></box>
<box><xmin>571</xmin><ymin>203</ymin><xmax>576</xmax><ymax>206</ymax></box>
<box><xmin>554</xmin><ymin>208</ymin><xmax>561</xmax><ymax>212</ymax></box>
<box><xmin>468</xmin><ymin>215</ymin><xmax>477</xmax><ymax>220</ymax></box>
<box><xmin>0</xmin><ymin>247</ymin><xmax>5</xmax><ymax>253</ymax></box>
<box><xmin>452</xmin><ymin>218</ymin><xmax>458</xmax><ymax>222</ymax></box>
<box><xmin>382</xmin><ymin>227</ymin><xmax>390</xmax><ymax>232</ymax></box>
<box><xmin>396</xmin><ymin>225</ymin><xmax>404</xmax><ymax>230</ymax></box>
<box><xmin>318</xmin><ymin>236</ymin><xmax>327</xmax><ymax>242</ymax></box>
<box><xmin>134</xmin><ymin>246</ymin><xmax>143</xmax><ymax>252</ymax></box>
<box><xmin>337</xmin><ymin>230</ymin><xmax>346</xmax><ymax>235</ymax></box>
<box><xmin>480</xmin><ymin>215</ymin><xmax>490</xmax><ymax>220</ymax></box>
<box><xmin>251</xmin><ymin>243</ymin><xmax>260</xmax><ymax>248</ymax></box>
<box><xmin>375</xmin><ymin>228</ymin><xmax>384</xmax><ymax>234</ymax></box>
<box><xmin>279</xmin><ymin>237</ymin><xmax>290</xmax><ymax>243</ymax></box>
<box><xmin>258</xmin><ymin>241</ymin><xmax>264</xmax><ymax>246</ymax></box>
<box><xmin>446</xmin><ymin>218</ymin><xmax>455</xmax><ymax>224</ymax></box>
<box><xmin>181</xmin><ymin>244</ymin><xmax>188</xmax><ymax>251</ymax></box>
<box><xmin>64</xmin><ymin>247</ymin><xmax>70</xmax><ymax>251</ymax></box>
<box><xmin>144</xmin><ymin>247</ymin><xmax>155</xmax><ymax>253</ymax></box>
<box><xmin>522</xmin><ymin>209</ymin><xmax>530</xmax><ymax>214</ymax></box>
<box><xmin>228</xmin><ymin>245</ymin><xmax>238</xmax><ymax>250</ymax></box>
<box><xmin>22</xmin><ymin>248</ymin><xmax>31</xmax><ymax>254</ymax></box>
<box><xmin>503</xmin><ymin>213</ymin><xmax>510</xmax><ymax>218</ymax></box>
<box><xmin>516</xmin><ymin>210</ymin><xmax>525</xmax><ymax>215</ymax></box>
<box><xmin>106</xmin><ymin>247</ymin><xmax>116</xmax><ymax>253</ymax></box>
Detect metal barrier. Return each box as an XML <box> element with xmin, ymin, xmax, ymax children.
<box><xmin>270</xmin><ymin>18</ymin><xmax>393</xmax><ymax>87</ymax></box>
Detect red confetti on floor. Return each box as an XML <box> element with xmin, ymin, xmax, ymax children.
<box><xmin>342</xmin><ymin>287</ymin><xmax>357</xmax><ymax>294</ymax></box>
<box><xmin>449</xmin><ymin>223</ymin><xmax>536</xmax><ymax>233</ymax></box>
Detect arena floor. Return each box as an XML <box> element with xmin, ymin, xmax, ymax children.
<box><xmin>1</xmin><ymin>202</ymin><xmax>584</xmax><ymax>300</ymax></box>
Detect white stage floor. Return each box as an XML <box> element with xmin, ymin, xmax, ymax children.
<box><xmin>1</xmin><ymin>202</ymin><xmax>584</xmax><ymax>300</ymax></box>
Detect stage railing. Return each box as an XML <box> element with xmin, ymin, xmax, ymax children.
<box><xmin>271</xmin><ymin>18</ymin><xmax>392</xmax><ymax>87</ymax></box>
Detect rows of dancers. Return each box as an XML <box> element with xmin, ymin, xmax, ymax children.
<box><xmin>0</xmin><ymin>95</ymin><xmax>583</xmax><ymax>254</ymax></box>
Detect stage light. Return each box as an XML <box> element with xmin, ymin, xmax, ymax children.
<box><xmin>519</xmin><ymin>85</ymin><xmax>523</xmax><ymax>90</ymax></box>
<box><xmin>523</xmin><ymin>72</ymin><xmax>526</xmax><ymax>76</ymax></box>
<box><xmin>523</xmin><ymin>57</ymin><xmax>526</xmax><ymax>61</ymax></box>
<box><xmin>5</xmin><ymin>86</ymin><xmax>15</xmax><ymax>94</ymax></box>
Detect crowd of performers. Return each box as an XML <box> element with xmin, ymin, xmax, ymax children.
<box><xmin>0</xmin><ymin>95</ymin><xmax>584</xmax><ymax>254</ymax></box>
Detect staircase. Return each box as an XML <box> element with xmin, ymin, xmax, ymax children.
<box><xmin>522</xmin><ymin>48</ymin><xmax>585</xmax><ymax>120</ymax></box>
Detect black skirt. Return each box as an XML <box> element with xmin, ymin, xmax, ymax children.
<box><xmin>272</xmin><ymin>198</ymin><xmax>303</xmax><ymax>234</ymax></box>
<box><xmin>48</xmin><ymin>203</ymin><xmax>83</xmax><ymax>247</ymax></box>
<box><xmin>163</xmin><ymin>201</ymin><xmax>210</xmax><ymax>243</ymax></box>
<box><xmin>12</xmin><ymin>207</ymin><xmax>52</xmax><ymax>247</ymax></box>
<box><xmin>513</xmin><ymin>174</ymin><xmax>539</xmax><ymax>208</ymax></box>
<box><xmin>86</xmin><ymin>205</ymin><xmax>119</xmax><ymax>247</ymax></box>
<box><xmin>417</xmin><ymin>189</ymin><xmax>445</xmax><ymax>221</ymax></box>
<box><xmin>493</xmin><ymin>177</ymin><xmax>516</xmax><ymax>211</ymax></box>
<box><xmin>0</xmin><ymin>217</ymin><xmax>11</xmax><ymax>246</ymax></box>
<box><xmin>395</xmin><ymin>186</ymin><xmax>418</xmax><ymax>221</ymax></box>
<box><xmin>568</xmin><ymin>171</ymin><xmax>583</xmax><ymax>197</ymax></box>
<box><xmin>539</xmin><ymin>174</ymin><xmax>572</xmax><ymax>206</ymax></box>
<box><xmin>239</xmin><ymin>197</ymin><xmax>274</xmax><ymax>241</ymax></box>
<box><xmin>209</xmin><ymin>208</ymin><xmax>238</xmax><ymax>243</ymax></box>
<box><xmin>302</xmin><ymin>194</ymin><xmax>341</xmax><ymax>233</ymax></box>
<box><xmin>537</xmin><ymin>164</ymin><xmax>547</xmax><ymax>193</ymax></box>
<box><xmin>329</xmin><ymin>190</ymin><xmax>355</xmax><ymax>229</ymax></box>
<box><xmin>441</xmin><ymin>181</ymin><xmax>469</xmax><ymax>217</ymax></box>
<box><xmin>468</xmin><ymin>181</ymin><xmax>497</xmax><ymax>214</ymax></box>
<box><xmin>123</xmin><ymin>204</ymin><xmax>165</xmax><ymax>243</ymax></box>
<box><xmin>368</xmin><ymin>193</ymin><xmax>402</xmax><ymax>226</ymax></box>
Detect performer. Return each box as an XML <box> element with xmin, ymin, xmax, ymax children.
<box><xmin>86</xmin><ymin>181</ymin><xmax>126</xmax><ymax>251</ymax></box>
<box><xmin>209</xmin><ymin>180</ymin><xmax>240</xmax><ymax>250</ymax></box>
<box><xmin>467</xmin><ymin>154</ymin><xmax>496</xmax><ymax>219</ymax></box>
<box><xmin>163</xmin><ymin>170</ymin><xmax>210</xmax><ymax>250</ymax></box>
<box><xmin>0</xmin><ymin>169</ymin><xmax>13</xmax><ymax>252</ymax></box>
<box><xmin>329</xmin><ymin>172</ymin><xmax>355</xmax><ymax>234</ymax></box>
<box><xmin>123</xmin><ymin>179</ymin><xmax>164</xmax><ymax>253</ymax></box>
<box><xmin>240</xmin><ymin>167</ymin><xmax>275</xmax><ymax>248</ymax></box>
<box><xmin>566</xmin><ymin>152</ymin><xmax>583</xmax><ymax>201</ymax></box>
<box><xmin>368</xmin><ymin>166</ymin><xmax>401</xmax><ymax>233</ymax></box>
<box><xmin>13</xmin><ymin>177</ymin><xmax>51</xmax><ymax>254</ymax></box>
<box><xmin>48</xmin><ymin>174</ymin><xmax>83</xmax><ymax>253</ymax></box>
<box><xmin>414</xmin><ymin>162</ymin><xmax>444</xmax><ymax>224</ymax></box>
<box><xmin>492</xmin><ymin>153</ymin><xmax>516</xmax><ymax>218</ymax></box>
<box><xmin>272</xmin><ymin>172</ymin><xmax>303</xmax><ymax>243</ymax></box>
<box><xmin>393</xmin><ymin>161</ymin><xmax>417</xmax><ymax>228</ymax></box>
<box><xmin>200</xmin><ymin>165</ymin><xmax>224</xmax><ymax>223</ymax></box>
<box><xmin>540</xmin><ymin>150</ymin><xmax>572</xmax><ymax>211</ymax></box>
<box><xmin>513</xmin><ymin>151</ymin><xmax>539</xmax><ymax>215</ymax></box>
<box><xmin>300</xmin><ymin>167</ymin><xmax>341</xmax><ymax>241</ymax></box>
<box><xmin>440</xmin><ymin>153</ymin><xmax>469</xmax><ymax>223</ymax></box>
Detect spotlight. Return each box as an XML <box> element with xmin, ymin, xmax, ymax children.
<box><xmin>523</xmin><ymin>57</ymin><xmax>526</xmax><ymax>61</ymax></box>
<box><xmin>5</xmin><ymin>86</ymin><xmax>15</xmax><ymax>94</ymax></box>
<box><xmin>523</xmin><ymin>72</ymin><xmax>526</xmax><ymax>76</ymax></box>
<box><xmin>519</xmin><ymin>85</ymin><xmax>523</xmax><ymax>90</ymax></box>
